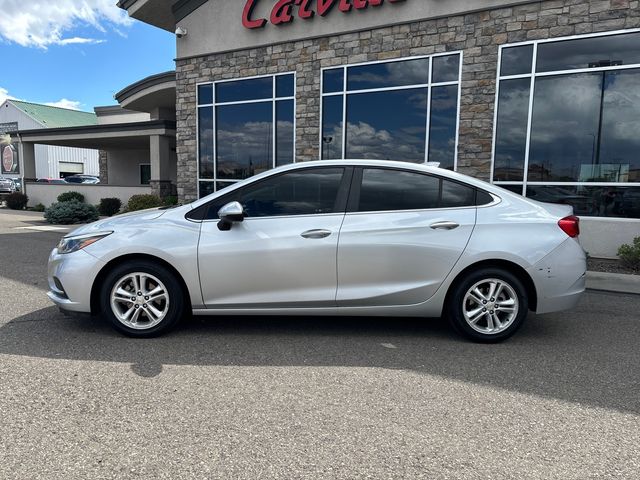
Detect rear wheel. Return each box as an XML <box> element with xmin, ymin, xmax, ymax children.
<box><xmin>446</xmin><ymin>268</ymin><xmax>528</xmax><ymax>343</ymax></box>
<box><xmin>100</xmin><ymin>260</ymin><xmax>185</xmax><ymax>338</ymax></box>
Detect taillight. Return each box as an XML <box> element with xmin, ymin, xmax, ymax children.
<box><xmin>558</xmin><ymin>215</ymin><xmax>580</xmax><ymax>238</ymax></box>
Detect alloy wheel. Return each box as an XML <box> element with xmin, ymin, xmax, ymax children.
<box><xmin>109</xmin><ymin>272</ymin><xmax>170</xmax><ymax>330</ymax></box>
<box><xmin>462</xmin><ymin>278</ymin><xmax>519</xmax><ymax>335</ymax></box>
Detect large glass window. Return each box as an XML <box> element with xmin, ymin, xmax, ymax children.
<box><xmin>492</xmin><ymin>31</ymin><xmax>640</xmax><ymax>218</ymax></box>
<box><xmin>197</xmin><ymin>73</ymin><xmax>295</xmax><ymax>196</ymax></box>
<box><xmin>322</xmin><ymin>54</ymin><xmax>462</xmax><ymax>169</ymax></box>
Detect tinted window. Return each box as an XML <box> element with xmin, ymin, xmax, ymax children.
<box><xmin>321</xmin><ymin>96</ymin><xmax>343</xmax><ymax>160</ymax></box>
<box><xmin>198</xmin><ymin>106</ymin><xmax>214</xmax><ymax>179</ymax></box>
<box><xmin>359</xmin><ymin>169</ymin><xmax>440</xmax><ymax>212</ymax></box>
<box><xmin>536</xmin><ymin>32</ymin><xmax>640</xmax><ymax>73</ymax></box>
<box><xmin>275</xmin><ymin>100</ymin><xmax>294</xmax><ymax>167</ymax></box>
<box><xmin>236</xmin><ymin>168</ymin><xmax>345</xmax><ymax>218</ymax></box>
<box><xmin>493</xmin><ymin>78</ymin><xmax>531</xmax><ymax>181</ymax></box>
<box><xmin>441</xmin><ymin>180</ymin><xmax>476</xmax><ymax>207</ymax></box>
<box><xmin>346</xmin><ymin>88</ymin><xmax>428</xmax><ymax>162</ymax></box>
<box><xmin>476</xmin><ymin>190</ymin><xmax>495</xmax><ymax>206</ymax></box>
<box><xmin>347</xmin><ymin>58</ymin><xmax>429</xmax><ymax>90</ymax></box>
<box><xmin>323</xmin><ymin>68</ymin><xmax>344</xmax><ymax>93</ymax></box>
<box><xmin>500</xmin><ymin>45</ymin><xmax>533</xmax><ymax>76</ymax></box>
<box><xmin>528</xmin><ymin>72</ymin><xmax>601</xmax><ymax>182</ymax></box>
<box><xmin>428</xmin><ymin>85</ymin><xmax>458</xmax><ymax>170</ymax></box>
<box><xmin>216</xmin><ymin>77</ymin><xmax>273</xmax><ymax>103</ymax></box>
<box><xmin>198</xmin><ymin>84</ymin><xmax>213</xmax><ymax>105</ymax></box>
<box><xmin>432</xmin><ymin>54</ymin><xmax>460</xmax><ymax>83</ymax></box>
<box><xmin>276</xmin><ymin>74</ymin><xmax>294</xmax><ymax>98</ymax></box>
<box><xmin>216</xmin><ymin>102</ymin><xmax>272</xmax><ymax>179</ymax></box>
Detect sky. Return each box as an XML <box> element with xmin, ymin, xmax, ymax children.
<box><xmin>0</xmin><ymin>0</ymin><xmax>175</xmax><ymax>111</ymax></box>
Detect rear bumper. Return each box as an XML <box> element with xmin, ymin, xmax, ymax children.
<box><xmin>528</xmin><ymin>238</ymin><xmax>587</xmax><ymax>314</ymax></box>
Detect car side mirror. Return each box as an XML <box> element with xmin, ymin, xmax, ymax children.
<box><xmin>217</xmin><ymin>201</ymin><xmax>245</xmax><ymax>231</ymax></box>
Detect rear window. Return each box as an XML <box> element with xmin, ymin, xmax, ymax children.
<box><xmin>356</xmin><ymin>168</ymin><xmax>485</xmax><ymax>212</ymax></box>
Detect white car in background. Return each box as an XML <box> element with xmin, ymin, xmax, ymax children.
<box><xmin>47</xmin><ymin>160</ymin><xmax>587</xmax><ymax>342</ymax></box>
<box><xmin>0</xmin><ymin>176</ymin><xmax>16</xmax><ymax>195</ymax></box>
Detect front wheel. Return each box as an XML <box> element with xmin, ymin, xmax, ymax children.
<box><xmin>445</xmin><ymin>268</ymin><xmax>529</xmax><ymax>343</ymax></box>
<box><xmin>99</xmin><ymin>260</ymin><xmax>185</xmax><ymax>338</ymax></box>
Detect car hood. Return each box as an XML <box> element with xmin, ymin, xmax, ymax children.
<box><xmin>64</xmin><ymin>208</ymin><xmax>168</xmax><ymax>237</ymax></box>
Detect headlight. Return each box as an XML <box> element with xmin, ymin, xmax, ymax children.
<box><xmin>57</xmin><ymin>232</ymin><xmax>112</xmax><ymax>254</ymax></box>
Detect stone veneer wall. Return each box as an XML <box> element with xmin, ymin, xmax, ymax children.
<box><xmin>176</xmin><ymin>0</ymin><xmax>640</xmax><ymax>202</ymax></box>
<box><xmin>98</xmin><ymin>150</ymin><xmax>108</xmax><ymax>184</ymax></box>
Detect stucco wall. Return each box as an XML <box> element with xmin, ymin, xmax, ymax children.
<box><xmin>107</xmin><ymin>149</ymin><xmax>150</xmax><ymax>186</ymax></box>
<box><xmin>24</xmin><ymin>183</ymin><xmax>152</xmax><ymax>208</ymax></box>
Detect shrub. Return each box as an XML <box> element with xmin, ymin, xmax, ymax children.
<box><xmin>98</xmin><ymin>197</ymin><xmax>122</xmax><ymax>217</ymax></box>
<box><xmin>57</xmin><ymin>191</ymin><xmax>85</xmax><ymax>203</ymax></box>
<box><xmin>44</xmin><ymin>200</ymin><xmax>99</xmax><ymax>225</ymax></box>
<box><xmin>163</xmin><ymin>195</ymin><xmax>178</xmax><ymax>207</ymax></box>
<box><xmin>31</xmin><ymin>203</ymin><xmax>46</xmax><ymax>212</ymax></box>
<box><xmin>5</xmin><ymin>192</ymin><xmax>28</xmax><ymax>210</ymax></box>
<box><xmin>126</xmin><ymin>194</ymin><xmax>163</xmax><ymax>212</ymax></box>
<box><xmin>618</xmin><ymin>237</ymin><xmax>640</xmax><ymax>270</ymax></box>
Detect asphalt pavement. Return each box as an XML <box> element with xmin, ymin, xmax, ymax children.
<box><xmin>0</xmin><ymin>209</ymin><xmax>638</xmax><ymax>479</ymax></box>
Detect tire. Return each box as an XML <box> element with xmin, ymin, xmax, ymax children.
<box><xmin>445</xmin><ymin>267</ymin><xmax>529</xmax><ymax>343</ymax></box>
<box><xmin>99</xmin><ymin>260</ymin><xmax>185</xmax><ymax>338</ymax></box>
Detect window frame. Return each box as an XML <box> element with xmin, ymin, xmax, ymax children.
<box><xmin>188</xmin><ymin>166</ymin><xmax>354</xmax><ymax>222</ymax></box>
<box><xmin>345</xmin><ymin>166</ymin><xmax>494</xmax><ymax>214</ymax></box>
<box><xmin>196</xmin><ymin>72</ymin><xmax>297</xmax><ymax>198</ymax></box>
<box><xmin>490</xmin><ymin>28</ymin><xmax>640</xmax><ymax>198</ymax></box>
<box><xmin>319</xmin><ymin>52</ymin><xmax>463</xmax><ymax>169</ymax></box>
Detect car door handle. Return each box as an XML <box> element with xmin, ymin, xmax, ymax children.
<box><xmin>301</xmin><ymin>229</ymin><xmax>332</xmax><ymax>239</ymax></box>
<box><xmin>430</xmin><ymin>221</ymin><xmax>460</xmax><ymax>230</ymax></box>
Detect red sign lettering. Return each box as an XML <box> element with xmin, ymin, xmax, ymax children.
<box><xmin>243</xmin><ymin>0</ymin><xmax>406</xmax><ymax>29</ymax></box>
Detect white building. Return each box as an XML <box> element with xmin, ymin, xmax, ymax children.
<box><xmin>0</xmin><ymin>99</ymin><xmax>99</xmax><ymax>180</ymax></box>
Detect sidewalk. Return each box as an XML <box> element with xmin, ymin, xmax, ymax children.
<box><xmin>586</xmin><ymin>271</ymin><xmax>640</xmax><ymax>295</ymax></box>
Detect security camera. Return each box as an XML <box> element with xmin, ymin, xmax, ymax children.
<box><xmin>175</xmin><ymin>26</ymin><xmax>188</xmax><ymax>38</ymax></box>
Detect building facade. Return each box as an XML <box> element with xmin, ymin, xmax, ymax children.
<box><xmin>119</xmin><ymin>0</ymin><xmax>640</xmax><ymax>254</ymax></box>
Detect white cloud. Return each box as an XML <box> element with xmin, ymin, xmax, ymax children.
<box><xmin>0</xmin><ymin>0</ymin><xmax>133</xmax><ymax>48</ymax></box>
<box><xmin>0</xmin><ymin>87</ymin><xmax>15</xmax><ymax>104</ymax></box>
<box><xmin>45</xmin><ymin>99</ymin><xmax>83</xmax><ymax>111</ymax></box>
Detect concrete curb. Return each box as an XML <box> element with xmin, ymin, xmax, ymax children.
<box><xmin>586</xmin><ymin>271</ymin><xmax>640</xmax><ymax>295</ymax></box>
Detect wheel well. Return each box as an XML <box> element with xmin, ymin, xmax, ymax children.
<box><xmin>447</xmin><ymin>259</ymin><xmax>538</xmax><ymax>312</ymax></box>
<box><xmin>90</xmin><ymin>254</ymin><xmax>192</xmax><ymax>315</ymax></box>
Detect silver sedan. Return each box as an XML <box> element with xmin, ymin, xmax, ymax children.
<box><xmin>47</xmin><ymin>160</ymin><xmax>586</xmax><ymax>342</ymax></box>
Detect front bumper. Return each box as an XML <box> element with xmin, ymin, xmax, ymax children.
<box><xmin>47</xmin><ymin>248</ymin><xmax>105</xmax><ymax>313</ymax></box>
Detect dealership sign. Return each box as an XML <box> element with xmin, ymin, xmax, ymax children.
<box><xmin>243</xmin><ymin>0</ymin><xmax>406</xmax><ymax>29</ymax></box>
<box><xmin>1</xmin><ymin>144</ymin><xmax>19</xmax><ymax>174</ymax></box>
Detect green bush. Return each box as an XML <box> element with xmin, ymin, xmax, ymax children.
<box><xmin>163</xmin><ymin>195</ymin><xmax>178</xmax><ymax>207</ymax></box>
<box><xmin>126</xmin><ymin>194</ymin><xmax>163</xmax><ymax>212</ymax></box>
<box><xmin>57</xmin><ymin>191</ymin><xmax>85</xmax><ymax>203</ymax></box>
<box><xmin>44</xmin><ymin>200</ymin><xmax>99</xmax><ymax>225</ymax></box>
<box><xmin>5</xmin><ymin>192</ymin><xmax>28</xmax><ymax>210</ymax></box>
<box><xmin>98</xmin><ymin>197</ymin><xmax>122</xmax><ymax>217</ymax></box>
<box><xmin>618</xmin><ymin>237</ymin><xmax>640</xmax><ymax>269</ymax></box>
<box><xmin>31</xmin><ymin>203</ymin><xmax>46</xmax><ymax>212</ymax></box>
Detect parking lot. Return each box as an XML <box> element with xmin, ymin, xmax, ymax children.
<box><xmin>0</xmin><ymin>209</ymin><xmax>638</xmax><ymax>479</ymax></box>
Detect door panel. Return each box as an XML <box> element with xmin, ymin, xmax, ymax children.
<box><xmin>198</xmin><ymin>215</ymin><xmax>344</xmax><ymax>308</ymax></box>
<box><xmin>337</xmin><ymin>209</ymin><xmax>475</xmax><ymax>306</ymax></box>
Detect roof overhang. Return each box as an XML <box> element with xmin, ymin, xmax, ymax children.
<box><xmin>117</xmin><ymin>0</ymin><xmax>207</xmax><ymax>31</ymax></box>
<box><xmin>114</xmin><ymin>71</ymin><xmax>176</xmax><ymax>114</ymax></box>
<box><xmin>11</xmin><ymin>120</ymin><xmax>176</xmax><ymax>150</ymax></box>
